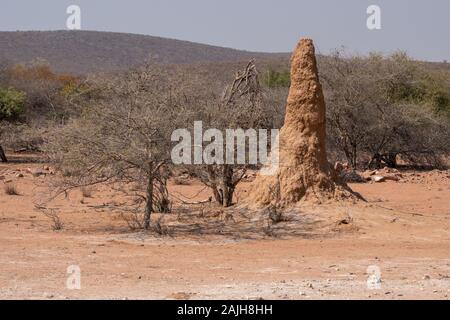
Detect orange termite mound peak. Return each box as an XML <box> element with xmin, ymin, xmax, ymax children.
<box><xmin>246</xmin><ymin>38</ymin><xmax>359</xmax><ymax>208</ymax></box>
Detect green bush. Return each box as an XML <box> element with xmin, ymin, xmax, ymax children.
<box><xmin>385</xmin><ymin>60</ymin><xmax>450</xmax><ymax>118</ymax></box>
<box><xmin>321</xmin><ymin>50</ymin><xmax>450</xmax><ymax>169</ymax></box>
<box><xmin>0</xmin><ymin>87</ymin><xmax>26</xmax><ymax>121</ymax></box>
<box><xmin>262</xmin><ymin>69</ymin><xmax>290</xmax><ymax>88</ymax></box>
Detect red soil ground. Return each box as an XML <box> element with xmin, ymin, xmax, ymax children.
<box><xmin>0</xmin><ymin>154</ymin><xmax>449</xmax><ymax>299</ymax></box>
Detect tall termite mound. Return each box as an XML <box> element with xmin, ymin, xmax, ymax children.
<box><xmin>247</xmin><ymin>38</ymin><xmax>355</xmax><ymax>208</ymax></box>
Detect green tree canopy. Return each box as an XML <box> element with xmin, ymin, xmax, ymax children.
<box><xmin>0</xmin><ymin>87</ymin><xmax>26</xmax><ymax>121</ymax></box>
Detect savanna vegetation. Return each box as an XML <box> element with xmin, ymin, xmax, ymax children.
<box><xmin>1</xmin><ymin>50</ymin><xmax>449</xmax><ymax>229</ymax></box>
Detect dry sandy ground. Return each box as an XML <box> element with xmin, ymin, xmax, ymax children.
<box><xmin>0</xmin><ymin>155</ymin><xmax>449</xmax><ymax>300</ymax></box>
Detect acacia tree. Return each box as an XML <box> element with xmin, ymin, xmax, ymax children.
<box><xmin>320</xmin><ymin>50</ymin><xmax>450</xmax><ymax>169</ymax></box>
<box><xmin>46</xmin><ymin>65</ymin><xmax>182</xmax><ymax>229</ymax></box>
<box><xmin>183</xmin><ymin>61</ymin><xmax>276</xmax><ymax>207</ymax></box>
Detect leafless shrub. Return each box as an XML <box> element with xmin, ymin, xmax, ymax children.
<box><xmin>153</xmin><ymin>213</ymin><xmax>170</xmax><ymax>236</ymax></box>
<box><xmin>264</xmin><ymin>181</ymin><xmax>288</xmax><ymax>224</ymax></box>
<box><xmin>267</xmin><ymin>206</ymin><xmax>284</xmax><ymax>224</ymax></box>
<box><xmin>80</xmin><ymin>186</ymin><xmax>94</xmax><ymax>198</ymax></box>
<box><xmin>259</xmin><ymin>179</ymin><xmax>295</xmax><ymax>225</ymax></box>
<box><xmin>44</xmin><ymin>65</ymin><xmax>180</xmax><ymax>230</ymax></box>
<box><xmin>263</xmin><ymin>220</ymin><xmax>275</xmax><ymax>237</ymax></box>
<box><xmin>152</xmin><ymin>175</ymin><xmax>172</xmax><ymax>213</ymax></box>
<box><xmin>183</xmin><ymin>60</ymin><xmax>276</xmax><ymax>207</ymax></box>
<box><xmin>120</xmin><ymin>211</ymin><xmax>144</xmax><ymax>231</ymax></box>
<box><xmin>0</xmin><ymin>122</ymin><xmax>50</xmax><ymax>153</ymax></box>
<box><xmin>321</xmin><ymin>50</ymin><xmax>450</xmax><ymax>169</ymax></box>
<box><xmin>40</xmin><ymin>208</ymin><xmax>64</xmax><ymax>231</ymax></box>
<box><xmin>4</xmin><ymin>183</ymin><xmax>19</xmax><ymax>195</ymax></box>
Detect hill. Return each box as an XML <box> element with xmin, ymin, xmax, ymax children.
<box><xmin>0</xmin><ymin>30</ymin><xmax>288</xmax><ymax>74</ymax></box>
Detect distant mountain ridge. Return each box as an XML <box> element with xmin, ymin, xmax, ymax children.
<box><xmin>0</xmin><ymin>30</ymin><xmax>289</xmax><ymax>74</ymax></box>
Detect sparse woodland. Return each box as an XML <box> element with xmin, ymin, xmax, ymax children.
<box><xmin>320</xmin><ymin>50</ymin><xmax>450</xmax><ymax>169</ymax></box>
<box><xmin>1</xmin><ymin>50</ymin><xmax>449</xmax><ymax>230</ymax></box>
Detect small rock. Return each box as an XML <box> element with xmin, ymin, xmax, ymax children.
<box><xmin>26</xmin><ymin>168</ymin><xmax>47</xmax><ymax>177</ymax></box>
<box><xmin>341</xmin><ymin>170</ymin><xmax>366</xmax><ymax>183</ymax></box>
<box><xmin>34</xmin><ymin>171</ymin><xmax>46</xmax><ymax>177</ymax></box>
<box><xmin>43</xmin><ymin>293</ymin><xmax>54</xmax><ymax>299</ymax></box>
<box><xmin>372</xmin><ymin>175</ymin><xmax>386</xmax><ymax>183</ymax></box>
<box><xmin>384</xmin><ymin>175</ymin><xmax>400</xmax><ymax>182</ymax></box>
<box><xmin>423</xmin><ymin>275</ymin><xmax>431</xmax><ymax>280</ymax></box>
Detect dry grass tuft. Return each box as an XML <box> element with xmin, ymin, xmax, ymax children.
<box><xmin>4</xmin><ymin>183</ymin><xmax>19</xmax><ymax>196</ymax></box>
<box><xmin>81</xmin><ymin>186</ymin><xmax>94</xmax><ymax>198</ymax></box>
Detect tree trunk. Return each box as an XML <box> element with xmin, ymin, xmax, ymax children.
<box><xmin>352</xmin><ymin>145</ymin><xmax>358</xmax><ymax>170</ymax></box>
<box><xmin>222</xmin><ymin>165</ymin><xmax>234</xmax><ymax>207</ymax></box>
<box><xmin>207</xmin><ymin>166</ymin><xmax>237</xmax><ymax>207</ymax></box>
<box><xmin>143</xmin><ymin>175</ymin><xmax>154</xmax><ymax>230</ymax></box>
<box><xmin>368</xmin><ymin>153</ymin><xmax>382</xmax><ymax>169</ymax></box>
<box><xmin>212</xmin><ymin>186</ymin><xmax>222</xmax><ymax>205</ymax></box>
<box><xmin>222</xmin><ymin>187</ymin><xmax>234</xmax><ymax>207</ymax></box>
<box><xmin>0</xmin><ymin>146</ymin><xmax>7</xmax><ymax>163</ymax></box>
<box><xmin>383</xmin><ymin>153</ymin><xmax>397</xmax><ymax>168</ymax></box>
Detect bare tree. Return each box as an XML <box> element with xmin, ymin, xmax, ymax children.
<box><xmin>320</xmin><ymin>50</ymin><xmax>450</xmax><ymax>169</ymax></box>
<box><xmin>45</xmin><ymin>65</ymin><xmax>182</xmax><ymax>229</ymax></box>
<box><xmin>185</xmin><ymin>60</ymin><xmax>275</xmax><ymax>207</ymax></box>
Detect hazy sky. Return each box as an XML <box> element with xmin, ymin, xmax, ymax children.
<box><xmin>1</xmin><ymin>0</ymin><xmax>449</xmax><ymax>61</ymax></box>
